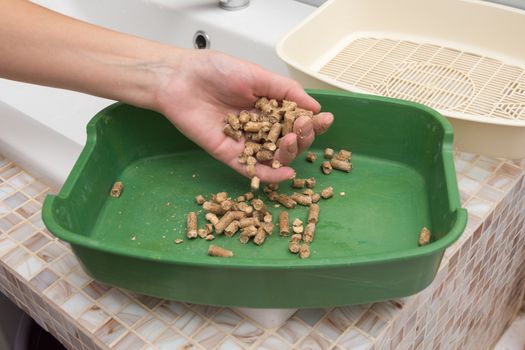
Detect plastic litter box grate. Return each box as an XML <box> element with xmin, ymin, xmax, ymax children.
<box><xmin>319</xmin><ymin>37</ymin><xmax>525</xmax><ymax>121</ymax></box>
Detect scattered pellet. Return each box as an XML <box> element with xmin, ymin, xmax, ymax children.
<box><xmin>237</xmin><ymin>195</ymin><xmax>246</xmax><ymax>202</ymax></box>
<box><xmin>236</xmin><ymin>202</ymin><xmax>254</xmax><ymax>215</ymax></box>
<box><xmin>303</xmin><ymin>188</ymin><xmax>314</xmax><ymax>196</ymax></box>
<box><xmin>268</xmin><ymin>183</ymin><xmax>279</xmax><ymax>191</ymax></box>
<box><xmin>277</xmin><ymin>194</ymin><xmax>297</xmax><ymax>209</ymax></box>
<box><xmin>292</xmin><ymin>178</ymin><xmax>306</xmax><ymax>188</ymax></box>
<box><xmin>339</xmin><ymin>192</ymin><xmax>345</xmax><ymax>197</ymax></box>
<box><xmin>205</xmin><ymin>223</ymin><xmax>214</xmax><ymax>234</ymax></box>
<box><xmin>306</xmin><ymin>152</ymin><xmax>317</xmax><ymax>163</ymax></box>
<box><xmin>263</xmin><ymin>213</ymin><xmax>272</xmax><ymax>223</ymax></box>
<box><xmin>244</xmin><ymin>192</ymin><xmax>254</xmax><ymax>200</ymax></box>
<box><xmin>330</xmin><ymin>159</ymin><xmax>352</xmax><ymax>172</ymax></box>
<box><xmin>223</xmin><ymin>124</ymin><xmax>242</xmax><ymax>141</ymax></box>
<box><xmin>305</xmin><ymin>177</ymin><xmax>316</xmax><ymax>189</ymax></box>
<box><xmin>308</xmin><ymin>204</ymin><xmax>320</xmax><ymax>224</ymax></box>
<box><xmin>311</xmin><ymin>193</ymin><xmax>321</xmax><ymax>203</ymax></box>
<box><xmin>291</xmin><ymin>193</ymin><xmax>313</xmax><ymax>206</ymax></box>
<box><xmin>299</xmin><ymin>244</ymin><xmax>310</xmax><ymax>259</ymax></box>
<box><xmin>251</xmin><ymin>176</ymin><xmax>260</xmax><ymax>191</ymax></box>
<box><xmin>271</xmin><ymin>159</ymin><xmax>282</xmax><ymax>169</ymax></box>
<box><xmin>246</xmin><ymin>164</ymin><xmax>256</xmax><ymax>178</ymax></box>
<box><xmin>292</xmin><ymin>218</ymin><xmax>304</xmax><ymax>234</ymax></box>
<box><xmin>419</xmin><ymin>227</ymin><xmax>431</xmax><ymax>246</ymax></box>
<box><xmin>254</xmin><ymin>227</ymin><xmax>266</xmax><ymax>245</ymax></box>
<box><xmin>186</xmin><ymin>212</ymin><xmax>198</xmax><ymax>239</ymax></box>
<box><xmin>205</xmin><ymin>234</ymin><xmax>215</xmax><ymax>241</ymax></box>
<box><xmin>279</xmin><ymin>211</ymin><xmax>290</xmax><ymax>236</ymax></box>
<box><xmin>267</xmin><ymin>123</ymin><xmax>282</xmax><ymax>143</ymax></box>
<box><xmin>203</xmin><ymin>201</ymin><xmax>224</xmax><ymax>215</ymax></box>
<box><xmin>130</xmin><ymin>234</ymin><xmax>136</xmax><ymax>241</ymax></box>
<box><xmin>303</xmin><ymin>223</ymin><xmax>316</xmax><ymax>243</ymax></box>
<box><xmin>324</xmin><ymin>148</ymin><xmax>334</xmax><ymax>159</ymax></box>
<box><xmin>215</xmin><ymin>211</ymin><xmax>245</xmax><ymax>234</ymax></box>
<box><xmin>221</xmin><ymin>200</ymin><xmax>234</xmax><ymax>212</ymax></box>
<box><xmin>320</xmin><ymin>186</ymin><xmax>334</xmax><ymax>199</ymax></box>
<box><xmin>256</xmin><ymin>150</ymin><xmax>274</xmax><ymax>162</ymax></box>
<box><xmin>213</xmin><ymin>192</ymin><xmax>228</xmax><ymax>203</ymax></box>
<box><xmin>226</xmin><ymin>112</ymin><xmax>241</xmax><ymax>130</ymax></box>
<box><xmin>267</xmin><ymin>191</ymin><xmax>279</xmax><ymax>202</ymax></box>
<box><xmin>262</xmin><ymin>222</ymin><xmax>274</xmax><ymax>234</ymax></box>
<box><xmin>110</xmin><ymin>181</ymin><xmax>124</xmax><ymax>198</ymax></box>
<box><xmin>239</xmin><ymin>217</ymin><xmax>260</xmax><ymax>228</ymax></box>
<box><xmin>175</xmin><ymin>239</ymin><xmax>183</xmax><ymax>244</ymax></box>
<box><xmin>224</xmin><ymin>220</ymin><xmax>240</xmax><ymax>238</ymax></box>
<box><xmin>205</xmin><ymin>213</ymin><xmax>219</xmax><ymax>226</ymax></box>
<box><xmin>252</xmin><ymin>198</ymin><xmax>266</xmax><ymax>212</ymax></box>
<box><xmin>198</xmin><ymin>228</ymin><xmax>207</xmax><ymax>239</ymax></box>
<box><xmin>195</xmin><ymin>195</ymin><xmax>205</xmax><ymax>205</ymax></box>
<box><xmin>208</xmin><ymin>245</ymin><xmax>233</xmax><ymax>258</ymax></box>
<box><xmin>321</xmin><ymin>161</ymin><xmax>333</xmax><ymax>175</ymax></box>
<box><xmin>288</xmin><ymin>234</ymin><xmax>302</xmax><ymax>253</ymax></box>
<box><xmin>335</xmin><ymin>149</ymin><xmax>352</xmax><ymax>161</ymax></box>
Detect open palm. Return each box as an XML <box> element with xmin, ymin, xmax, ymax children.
<box><xmin>155</xmin><ymin>50</ymin><xmax>333</xmax><ymax>183</ymax></box>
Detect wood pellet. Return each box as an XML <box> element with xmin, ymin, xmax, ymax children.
<box><xmin>419</xmin><ymin>227</ymin><xmax>431</xmax><ymax>246</ymax></box>
<box><xmin>110</xmin><ymin>181</ymin><xmax>124</xmax><ymax>198</ymax></box>
<box><xmin>208</xmin><ymin>245</ymin><xmax>233</xmax><ymax>258</ymax></box>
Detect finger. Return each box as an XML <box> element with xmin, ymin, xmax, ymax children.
<box><xmin>274</xmin><ymin>133</ymin><xmax>298</xmax><ymax>166</ymax></box>
<box><xmin>293</xmin><ymin>116</ymin><xmax>315</xmax><ymax>154</ymax></box>
<box><xmin>251</xmin><ymin>66</ymin><xmax>321</xmax><ymax>113</ymax></box>
<box><xmin>312</xmin><ymin>112</ymin><xmax>334</xmax><ymax>135</ymax></box>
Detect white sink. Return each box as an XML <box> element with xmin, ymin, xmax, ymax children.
<box><xmin>0</xmin><ymin>0</ymin><xmax>316</xmax><ymax>329</ymax></box>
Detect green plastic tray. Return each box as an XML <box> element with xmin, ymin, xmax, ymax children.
<box><xmin>42</xmin><ymin>90</ymin><xmax>467</xmax><ymax>308</ymax></box>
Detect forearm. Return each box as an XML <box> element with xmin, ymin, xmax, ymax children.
<box><xmin>0</xmin><ymin>0</ymin><xmax>183</xmax><ymax>110</ymax></box>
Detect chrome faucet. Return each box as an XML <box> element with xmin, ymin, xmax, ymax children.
<box><xmin>219</xmin><ymin>0</ymin><xmax>250</xmax><ymax>10</ymax></box>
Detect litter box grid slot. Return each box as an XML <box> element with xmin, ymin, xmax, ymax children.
<box><xmin>318</xmin><ymin>37</ymin><xmax>525</xmax><ymax>121</ymax></box>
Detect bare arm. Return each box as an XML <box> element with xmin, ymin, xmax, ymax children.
<box><xmin>0</xmin><ymin>0</ymin><xmax>333</xmax><ymax>183</ymax></box>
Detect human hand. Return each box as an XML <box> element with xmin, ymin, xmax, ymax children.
<box><xmin>154</xmin><ymin>49</ymin><xmax>333</xmax><ymax>183</ymax></box>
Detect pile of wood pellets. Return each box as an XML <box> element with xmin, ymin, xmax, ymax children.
<box><xmin>223</xmin><ymin>97</ymin><xmax>315</xmax><ymax>191</ymax></box>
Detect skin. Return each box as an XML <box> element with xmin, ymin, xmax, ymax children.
<box><xmin>0</xmin><ymin>0</ymin><xmax>333</xmax><ymax>183</ymax></box>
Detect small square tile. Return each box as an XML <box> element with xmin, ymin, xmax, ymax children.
<box><xmin>36</xmin><ymin>242</ymin><xmax>67</xmax><ymax>263</ymax></box>
<box><xmin>133</xmin><ymin>293</ymin><xmax>163</xmax><ymax>309</ymax></box>
<box><xmin>217</xmin><ymin>338</ymin><xmax>245</xmax><ymax>350</ymax></box>
<box><xmin>79</xmin><ymin>305</ymin><xmax>111</xmax><ymax>332</ymax></box>
<box><xmin>61</xmin><ymin>292</ymin><xmax>92</xmax><ymax>318</ymax></box>
<box><xmin>371</xmin><ymin>301</ymin><xmax>403</xmax><ymax>321</ymax></box>
<box><xmin>4</xmin><ymin>192</ymin><xmax>29</xmax><ymax>210</ymax></box>
<box><xmin>0</xmin><ymin>212</ymin><xmax>23</xmax><ymax>232</ymax></box>
<box><xmin>23</xmin><ymin>232</ymin><xmax>50</xmax><ymax>252</ymax></box>
<box><xmin>297</xmin><ymin>331</ymin><xmax>331</xmax><ymax>350</ymax></box>
<box><xmin>154</xmin><ymin>329</ymin><xmax>193</xmax><ymax>350</ymax></box>
<box><xmin>339</xmin><ymin>328</ymin><xmax>373</xmax><ymax>350</ymax></box>
<box><xmin>295</xmin><ymin>308</ymin><xmax>326</xmax><ymax>327</ymax></box>
<box><xmin>487</xmin><ymin>174</ymin><xmax>514</xmax><ymax>191</ymax></box>
<box><xmin>13</xmin><ymin>253</ymin><xmax>44</xmax><ymax>280</ymax></box>
<box><xmin>355</xmin><ymin>311</ymin><xmax>387</xmax><ymax>338</ymax></box>
<box><xmin>213</xmin><ymin>308</ymin><xmax>243</xmax><ymax>332</ymax></box>
<box><xmin>44</xmin><ymin>279</ymin><xmax>74</xmax><ymax>305</ymax></box>
<box><xmin>134</xmin><ymin>314</ymin><xmax>167</xmax><ymax>342</ymax></box>
<box><xmin>0</xmin><ymin>183</ymin><xmax>16</xmax><ymax>199</ymax></box>
<box><xmin>0</xmin><ymin>234</ymin><xmax>17</xmax><ymax>257</ymax></box>
<box><xmin>30</xmin><ymin>268</ymin><xmax>59</xmax><ymax>292</ymax></box>
<box><xmin>232</xmin><ymin>320</ymin><xmax>264</xmax><ymax>345</ymax></box>
<box><xmin>16</xmin><ymin>200</ymin><xmax>40</xmax><ymax>219</ymax></box>
<box><xmin>173</xmin><ymin>309</ymin><xmax>205</xmax><ymax>337</ymax></box>
<box><xmin>316</xmin><ymin>308</ymin><xmax>353</xmax><ymax>341</ymax></box>
<box><xmin>0</xmin><ymin>163</ymin><xmax>21</xmax><ymax>179</ymax></box>
<box><xmin>99</xmin><ymin>288</ymin><xmax>131</xmax><ymax>314</ymax></box>
<box><xmin>49</xmin><ymin>254</ymin><xmax>79</xmax><ymax>276</ymax></box>
<box><xmin>29</xmin><ymin>214</ymin><xmax>46</xmax><ymax>230</ymax></box>
<box><xmin>156</xmin><ymin>301</ymin><xmax>188</xmax><ymax>324</ymax></box>
<box><xmin>465</xmin><ymin>166</ymin><xmax>492</xmax><ymax>182</ymax></box>
<box><xmin>256</xmin><ymin>335</ymin><xmax>289</xmax><ymax>350</ymax></box>
<box><xmin>22</xmin><ymin>181</ymin><xmax>48</xmax><ymax>197</ymax></box>
<box><xmin>83</xmin><ymin>280</ymin><xmax>111</xmax><ymax>300</ymax></box>
<box><xmin>65</xmin><ymin>268</ymin><xmax>92</xmax><ymax>288</ymax></box>
<box><xmin>10</xmin><ymin>172</ymin><xmax>35</xmax><ymax>189</ymax></box>
<box><xmin>194</xmin><ymin>323</ymin><xmax>226</xmax><ymax>349</ymax></box>
<box><xmin>117</xmin><ymin>302</ymin><xmax>148</xmax><ymax>326</ymax></box>
<box><xmin>277</xmin><ymin>318</ymin><xmax>309</xmax><ymax>344</ymax></box>
<box><xmin>113</xmin><ymin>331</ymin><xmax>145</xmax><ymax>350</ymax></box>
<box><xmin>458</xmin><ymin>177</ymin><xmax>482</xmax><ymax>196</ymax></box>
<box><xmin>464</xmin><ymin>197</ymin><xmax>493</xmax><ymax>219</ymax></box>
<box><xmin>9</xmin><ymin>222</ymin><xmax>36</xmax><ymax>242</ymax></box>
<box><xmin>94</xmin><ymin>318</ymin><xmax>127</xmax><ymax>346</ymax></box>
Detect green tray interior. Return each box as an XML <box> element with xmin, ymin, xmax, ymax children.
<box><xmin>45</xmin><ymin>90</ymin><xmax>464</xmax><ymax>268</ymax></box>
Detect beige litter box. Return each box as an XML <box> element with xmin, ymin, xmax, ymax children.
<box><xmin>277</xmin><ymin>0</ymin><xmax>525</xmax><ymax>159</ymax></box>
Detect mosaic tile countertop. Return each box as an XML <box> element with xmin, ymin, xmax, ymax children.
<box><xmin>1</xmin><ymin>153</ymin><xmax>524</xmax><ymax>350</ymax></box>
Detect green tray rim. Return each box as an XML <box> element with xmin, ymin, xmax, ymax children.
<box><xmin>42</xmin><ymin>90</ymin><xmax>468</xmax><ymax>269</ymax></box>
